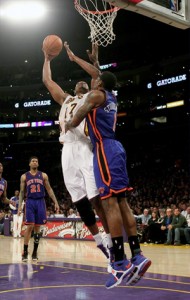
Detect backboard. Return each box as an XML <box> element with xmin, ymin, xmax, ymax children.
<box><xmin>105</xmin><ymin>0</ymin><xmax>190</xmax><ymax>29</ymax></box>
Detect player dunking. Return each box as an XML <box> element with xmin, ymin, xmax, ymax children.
<box><xmin>42</xmin><ymin>47</ymin><xmax>113</xmax><ymax>265</ymax></box>
<box><xmin>18</xmin><ymin>156</ymin><xmax>59</xmax><ymax>261</ymax></box>
<box><xmin>65</xmin><ymin>63</ymin><xmax>151</xmax><ymax>288</ymax></box>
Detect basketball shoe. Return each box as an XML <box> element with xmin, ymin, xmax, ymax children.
<box><xmin>105</xmin><ymin>259</ymin><xmax>135</xmax><ymax>289</ymax></box>
<box><xmin>126</xmin><ymin>253</ymin><xmax>152</xmax><ymax>286</ymax></box>
<box><xmin>22</xmin><ymin>251</ymin><xmax>28</xmax><ymax>262</ymax></box>
<box><xmin>32</xmin><ymin>251</ymin><xmax>38</xmax><ymax>261</ymax></box>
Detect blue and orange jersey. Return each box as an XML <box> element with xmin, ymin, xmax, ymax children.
<box><xmin>0</xmin><ymin>177</ymin><xmax>6</xmax><ymax>198</ymax></box>
<box><xmin>25</xmin><ymin>171</ymin><xmax>45</xmax><ymax>199</ymax></box>
<box><xmin>86</xmin><ymin>90</ymin><xmax>117</xmax><ymax>148</ymax></box>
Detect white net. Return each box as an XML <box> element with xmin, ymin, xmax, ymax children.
<box><xmin>74</xmin><ymin>0</ymin><xmax>120</xmax><ymax>47</ymax></box>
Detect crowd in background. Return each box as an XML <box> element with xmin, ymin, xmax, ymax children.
<box><xmin>1</xmin><ymin>158</ymin><xmax>190</xmax><ymax>245</ymax></box>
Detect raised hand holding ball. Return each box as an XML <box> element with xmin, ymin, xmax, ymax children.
<box><xmin>42</xmin><ymin>35</ymin><xmax>63</xmax><ymax>57</ymax></box>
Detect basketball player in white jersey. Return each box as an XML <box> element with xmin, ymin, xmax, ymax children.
<box><xmin>42</xmin><ymin>49</ymin><xmax>113</xmax><ymax>266</ymax></box>
<box><xmin>10</xmin><ymin>190</ymin><xmax>24</xmax><ymax>238</ymax></box>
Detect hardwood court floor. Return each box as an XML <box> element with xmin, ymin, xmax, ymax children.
<box><xmin>0</xmin><ymin>236</ymin><xmax>190</xmax><ymax>300</ymax></box>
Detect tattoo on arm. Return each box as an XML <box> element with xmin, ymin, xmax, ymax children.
<box><xmin>71</xmin><ymin>102</ymin><xmax>94</xmax><ymax>127</ymax></box>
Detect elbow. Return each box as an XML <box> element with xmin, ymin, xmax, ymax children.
<box><xmin>43</xmin><ymin>78</ymin><xmax>52</xmax><ymax>88</ymax></box>
<box><xmin>42</xmin><ymin>77</ymin><xmax>48</xmax><ymax>85</ymax></box>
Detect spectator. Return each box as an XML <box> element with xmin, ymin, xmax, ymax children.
<box><xmin>138</xmin><ymin>208</ymin><xmax>151</xmax><ymax>225</ymax></box>
<box><xmin>148</xmin><ymin>209</ymin><xmax>166</xmax><ymax>244</ymax></box>
<box><xmin>137</xmin><ymin>208</ymin><xmax>151</xmax><ymax>242</ymax></box>
<box><xmin>67</xmin><ymin>208</ymin><xmax>77</xmax><ymax>218</ymax></box>
<box><xmin>184</xmin><ymin>206</ymin><xmax>190</xmax><ymax>245</ymax></box>
<box><xmin>164</xmin><ymin>208</ymin><xmax>187</xmax><ymax>245</ymax></box>
<box><xmin>180</xmin><ymin>203</ymin><xmax>188</xmax><ymax>218</ymax></box>
<box><xmin>141</xmin><ymin>211</ymin><xmax>159</xmax><ymax>243</ymax></box>
<box><xmin>161</xmin><ymin>208</ymin><xmax>173</xmax><ymax>243</ymax></box>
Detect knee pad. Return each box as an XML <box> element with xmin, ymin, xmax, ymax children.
<box><xmin>75</xmin><ymin>197</ymin><xmax>96</xmax><ymax>227</ymax></box>
<box><xmin>34</xmin><ymin>233</ymin><xmax>40</xmax><ymax>244</ymax></box>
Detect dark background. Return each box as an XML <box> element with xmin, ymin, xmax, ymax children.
<box><xmin>0</xmin><ymin>0</ymin><xmax>189</xmax><ymax>67</ymax></box>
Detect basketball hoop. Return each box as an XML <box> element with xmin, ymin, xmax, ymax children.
<box><xmin>74</xmin><ymin>0</ymin><xmax>120</xmax><ymax>47</ymax></box>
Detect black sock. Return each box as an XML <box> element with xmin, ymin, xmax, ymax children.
<box><xmin>112</xmin><ymin>236</ymin><xmax>125</xmax><ymax>262</ymax></box>
<box><xmin>24</xmin><ymin>244</ymin><xmax>28</xmax><ymax>253</ymax></box>
<box><xmin>128</xmin><ymin>236</ymin><xmax>141</xmax><ymax>257</ymax></box>
<box><xmin>33</xmin><ymin>234</ymin><xmax>39</xmax><ymax>253</ymax></box>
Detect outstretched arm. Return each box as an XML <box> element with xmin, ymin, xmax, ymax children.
<box><xmin>86</xmin><ymin>43</ymin><xmax>100</xmax><ymax>71</ymax></box>
<box><xmin>42</xmin><ymin>51</ymin><xmax>69</xmax><ymax>106</ymax></box>
<box><xmin>64</xmin><ymin>42</ymin><xmax>100</xmax><ymax>89</ymax></box>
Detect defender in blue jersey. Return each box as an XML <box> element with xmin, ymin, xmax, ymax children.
<box><xmin>65</xmin><ymin>70</ymin><xmax>151</xmax><ymax>289</ymax></box>
<box><xmin>18</xmin><ymin>156</ymin><xmax>59</xmax><ymax>262</ymax></box>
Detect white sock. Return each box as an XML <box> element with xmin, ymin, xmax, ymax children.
<box><xmin>93</xmin><ymin>233</ymin><xmax>102</xmax><ymax>246</ymax></box>
<box><xmin>105</xmin><ymin>233</ymin><xmax>113</xmax><ymax>248</ymax></box>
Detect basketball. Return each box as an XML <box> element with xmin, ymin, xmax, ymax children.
<box><xmin>42</xmin><ymin>35</ymin><xmax>63</xmax><ymax>56</ymax></box>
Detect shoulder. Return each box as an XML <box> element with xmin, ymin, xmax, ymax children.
<box><xmin>87</xmin><ymin>90</ymin><xmax>105</xmax><ymax>106</ymax></box>
<box><xmin>42</xmin><ymin>172</ymin><xmax>48</xmax><ymax>179</ymax></box>
<box><xmin>21</xmin><ymin>173</ymin><xmax>26</xmax><ymax>180</ymax></box>
<box><xmin>88</xmin><ymin>90</ymin><xmax>104</xmax><ymax>97</ymax></box>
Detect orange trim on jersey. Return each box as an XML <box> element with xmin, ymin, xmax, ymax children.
<box><xmin>100</xmin><ymin>187</ymin><xmax>130</xmax><ymax>200</ymax></box>
<box><xmin>100</xmin><ymin>193</ymin><xmax>112</xmax><ymax>200</ymax></box>
<box><xmin>92</xmin><ymin>110</ymin><xmax>102</xmax><ymax>141</ymax></box>
<box><xmin>24</xmin><ymin>222</ymin><xmax>46</xmax><ymax>226</ymax></box>
<box><xmin>24</xmin><ymin>222</ymin><xmax>35</xmax><ymax>225</ymax></box>
<box><xmin>110</xmin><ymin>187</ymin><xmax>129</xmax><ymax>194</ymax></box>
<box><xmin>96</xmin><ymin>142</ymin><xmax>111</xmax><ymax>186</ymax></box>
<box><xmin>88</xmin><ymin>108</ymin><xmax>112</xmax><ymax>186</ymax></box>
<box><xmin>88</xmin><ymin>109</ymin><xmax>101</xmax><ymax>140</ymax></box>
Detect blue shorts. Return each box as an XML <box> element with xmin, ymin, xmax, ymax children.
<box><xmin>25</xmin><ymin>198</ymin><xmax>47</xmax><ymax>226</ymax></box>
<box><xmin>93</xmin><ymin>139</ymin><xmax>129</xmax><ymax>199</ymax></box>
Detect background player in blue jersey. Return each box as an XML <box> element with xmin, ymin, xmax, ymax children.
<box><xmin>65</xmin><ymin>67</ymin><xmax>151</xmax><ymax>289</ymax></box>
<box><xmin>18</xmin><ymin>156</ymin><xmax>59</xmax><ymax>262</ymax></box>
<box><xmin>0</xmin><ymin>162</ymin><xmax>16</xmax><ymax>208</ymax></box>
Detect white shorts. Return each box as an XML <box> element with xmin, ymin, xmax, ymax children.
<box><xmin>61</xmin><ymin>140</ymin><xmax>99</xmax><ymax>202</ymax></box>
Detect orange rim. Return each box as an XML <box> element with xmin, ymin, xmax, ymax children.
<box><xmin>74</xmin><ymin>0</ymin><xmax>120</xmax><ymax>15</ymax></box>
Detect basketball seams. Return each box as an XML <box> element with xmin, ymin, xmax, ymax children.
<box><xmin>43</xmin><ymin>35</ymin><xmax>63</xmax><ymax>56</ymax></box>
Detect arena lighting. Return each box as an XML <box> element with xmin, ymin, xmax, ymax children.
<box><xmin>0</xmin><ymin>1</ymin><xmax>47</xmax><ymax>22</ymax></box>
<box><xmin>117</xmin><ymin>112</ymin><xmax>127</xmax><ymax>117</ymax></box>
<box><xmin>0</xmin><ymin>124</ymin><xmax>14</xmax><ymax>128</ymax></box>
<box><xmin>154</xmin><ymin>100</ymin><xmax>184</xmax><ymax>110</ymax></box>
<box><xmin>166</xmin><ymin>100</ymin><xmax>184</xmax><ymax>108</ymax></box>
<box><xmin>100</xmin><ymin>63</ymin><xmax>117</xmax><ymax>70</ymax></box>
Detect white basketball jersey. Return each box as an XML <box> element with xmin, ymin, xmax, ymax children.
<box><xmin>59</xmin><ymin>93</ymin><xmax>90</xmax><ymax>143</ymax></box>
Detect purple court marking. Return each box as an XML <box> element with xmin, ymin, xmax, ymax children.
<box><xmin>0</xmin><ymin>262</ymin><xmax>190</xmax><ymax>300</ymax></box>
